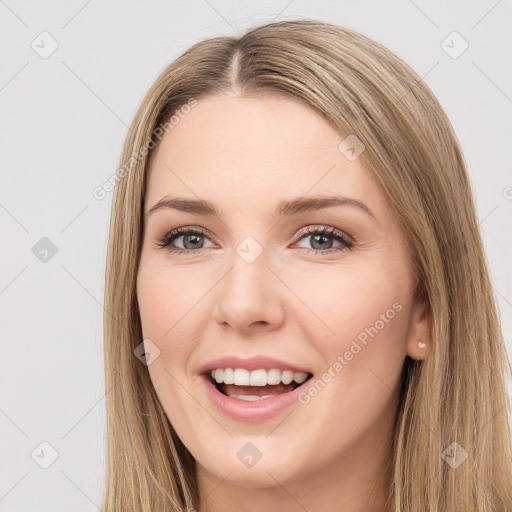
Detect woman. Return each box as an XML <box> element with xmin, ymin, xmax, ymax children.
<box><xmin>102</xmin><ymin>19</ymin><xmax>512</xmax><ymax>511</ymax></box>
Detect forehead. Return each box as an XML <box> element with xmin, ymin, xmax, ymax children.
<box><xmin>145</xmin><ymin>92</ymin><xmax>388</xmax><ymax>217</ymax></box>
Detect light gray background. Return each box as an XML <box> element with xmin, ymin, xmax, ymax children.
<box><xmin>1</xmin><ymin>1</ymin><xmax>511</xmax><ymax>510</ymax></box>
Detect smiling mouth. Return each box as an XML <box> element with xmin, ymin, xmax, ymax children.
<box><xmin>206</xmin><ymin>369</ymin><xmax>314</xmax><ymax>401</ymax></box>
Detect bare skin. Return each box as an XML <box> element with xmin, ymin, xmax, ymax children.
<box><xmin>136</xmin><ymin>91</ymin><xmax>431</xmax><ymax>512</ymax></box>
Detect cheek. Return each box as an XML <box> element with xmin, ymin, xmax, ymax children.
<box><xmin>136</xmin><ymin>258</ymin><xmax>205</xmax><ymax>354</ymax></box>
<box><xmin>298</xmin><ymin>263</ymin><xmax>410</xmax><ymax>395</ymax></box>
<box><xmin>136</xmin><ymin>257</ymin><xmax>216</xmax><ymax>402</ymax></box>
<box><xmin>136</xmin><ymin>262</ymin><xmax>196</xmax><ymax>417</ymax></box>
<box><xmin>287</xmin><ymin>269</ymin><xmax>410</xmax><ymax>460</ymax></box>
<box><xmin>136</xmin><ymin>263</ymin><xmax>203</xmax><ymax>429</ymax></box>
<box><xmin>298</xmin><ymin>261</ymin><xmax>407</xmax><ymax>337</ymax></box>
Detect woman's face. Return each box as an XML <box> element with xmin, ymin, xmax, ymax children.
<box><xmin>136</xmin><ymin>92</ymin><xmax>430</xmax><ymax>505</ymax></box>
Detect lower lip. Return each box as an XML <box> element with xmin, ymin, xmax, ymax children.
<box><xmin>199</xmin><ymin>373</ymin><xmax>312</xmax><ymax>422</ymax></box>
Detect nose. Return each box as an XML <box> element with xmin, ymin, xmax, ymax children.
<box><xmin>213</xmin><ymin>249</ymin><xmax>286</xmax><ymax>334</ymax></box>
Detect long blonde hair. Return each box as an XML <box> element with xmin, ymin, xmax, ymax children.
<box><xmin>102</xmin><ymin>19</ymin><xmax>512</xmax><ymax>511</ymax></box>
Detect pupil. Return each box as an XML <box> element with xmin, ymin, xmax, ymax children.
<box><xmin>184</xmin><ymin>234</ymin><xmax>203</xmax><ymax>249</ymax></box>
<box><xmin>312</xmin><ymin>234</ymin><xmax>332</xmax><ymax>250</ymax></box>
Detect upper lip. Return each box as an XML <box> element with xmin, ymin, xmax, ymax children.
<box><xmin>197</xmin><ymin>356</ymin><xmax>313</xmax><ymax>375</ymax></box>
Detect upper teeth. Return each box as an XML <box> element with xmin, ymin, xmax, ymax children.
<box><xmin>211</xmin><ymin>368</ymin><xmax>309</xmax><ymax>386</ymax></box>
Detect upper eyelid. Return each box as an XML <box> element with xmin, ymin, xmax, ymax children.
<box><xmin>166</xmin><ymin>225</ymin><xmax>346</xmax><ymax>237</ymax></box>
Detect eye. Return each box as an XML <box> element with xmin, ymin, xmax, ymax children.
<box><xmin>156</xmin><ymin>225</ymin><xmax>354</xmax><ymax>255</ymax></box>
<box><xmin>293</xmin><ymin>225</ymin><xmax>354</xmax><ymax>255</ymax></box>
<box><xmin>155</xmin><ymin>226</ymin><xmax>215</xmax><ymax>254</ymax></box>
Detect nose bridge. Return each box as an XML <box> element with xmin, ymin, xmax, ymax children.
<box><xmin>213</xmin><ymin>235</ymin><xmax>284</xmax><ymax>330</ymax></box>
<box><xmin>229</xmin><ymin>242</ymin><xmax>267</xmax><ymax>295</ymax></box>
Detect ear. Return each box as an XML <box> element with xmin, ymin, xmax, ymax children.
<box><xmin>406</xmin><ymin>295</ymin><xmax>432</xmax><ymax>360</ymax></box>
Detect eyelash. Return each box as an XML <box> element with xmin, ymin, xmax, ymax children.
<box><xmin>155</xmin><ymin>225</ymin><xmax>354</xmax><ymax>256</ymax></box>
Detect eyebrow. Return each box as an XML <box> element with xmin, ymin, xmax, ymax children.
<box><xmin>145</xmin><ymin>195</ymin><xmax>375</xmax><ymax>220</ymax></box>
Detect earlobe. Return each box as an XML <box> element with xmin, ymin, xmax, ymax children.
<box><xmin>408</xmin><ymin>338</ymin><xmax>429</xmax><ymax>360</ymax></box>
<box><xmin>406</xmin><ymin>297</ymin><xmax>432</xmax><ymax>360</ymax></box>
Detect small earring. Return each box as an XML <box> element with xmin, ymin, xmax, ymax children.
<box><xmin>418</xmin><ymin>340</ymin><xmax>426</xmax><ymax>349</ymax></box>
